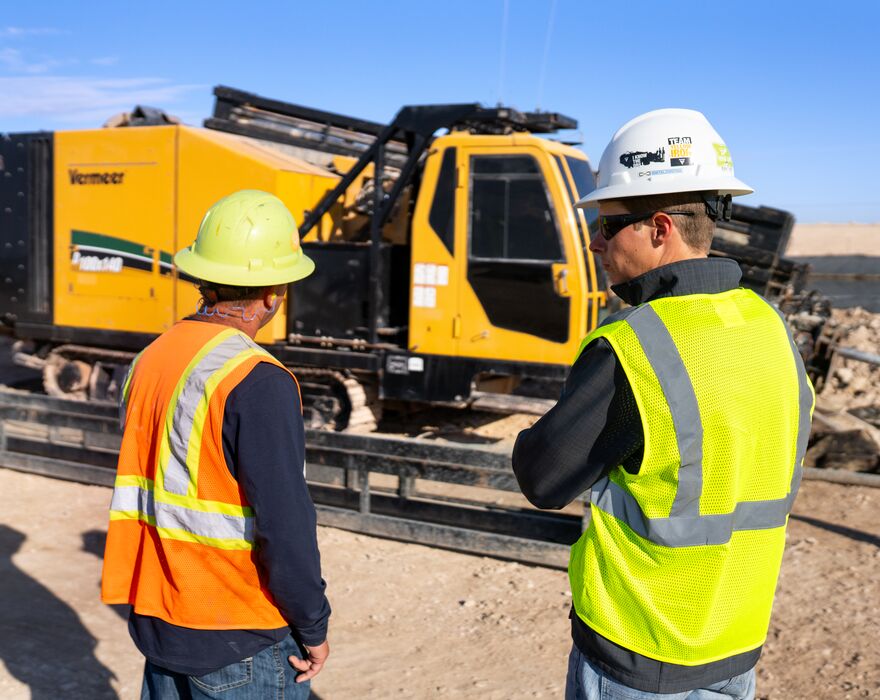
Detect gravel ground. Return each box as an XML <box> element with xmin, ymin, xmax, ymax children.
<box><xmin>0</xmin><ymin>468</ymin><xmax>876</xmax><ymax>699</ymax></box>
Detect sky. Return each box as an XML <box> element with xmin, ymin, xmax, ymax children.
<box><xmin>1</xmin><ymin>1</ymin><xmax>878</xmax><ymax>223</ymax></box>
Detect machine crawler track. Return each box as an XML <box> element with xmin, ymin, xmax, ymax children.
<box><xmin>14</xmin><ymin>343</ymin><xmax>382</xmax><ymax>432</ymax></box>
<box><xmin>17</xmin><ymin>344</ymin><xmax>136</xmax><ymax>403</ymax></box>
<box><xmin>294</xmin><ymin>369</ymin><xmax>381</xmax><ymax>432</ymax></box>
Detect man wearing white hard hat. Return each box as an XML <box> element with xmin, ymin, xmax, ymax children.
<box><xmin>513</xmin><ymin>110</ymin><xmax>813</xmax><ymax>699</ymax></box>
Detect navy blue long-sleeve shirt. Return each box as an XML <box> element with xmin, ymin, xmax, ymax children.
<box><xmin>128</xmin><ymin>361</ymin><xmax>330</xmax><ymax>676</ymax></box>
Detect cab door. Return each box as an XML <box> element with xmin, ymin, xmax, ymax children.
<box><xmin>456</xmin><ymin>147</ymin><xmax>579</xmax><ymax>364</ymax></box>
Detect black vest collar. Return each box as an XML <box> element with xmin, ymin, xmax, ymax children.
<box><xmin>610</xmin><ymin>258</ymin><xmax>743</xmax><ymax>307</ymax></box>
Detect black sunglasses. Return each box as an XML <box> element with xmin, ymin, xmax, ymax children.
<box><xmin>596</xmin><ymin>210</ymin><xmax>696</xmax><ymax>240</ymax></box>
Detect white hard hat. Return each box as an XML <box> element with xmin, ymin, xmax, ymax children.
<box><xmin>576</xmin><ymin>108</ymin><xmax>753</xmax><ymax>208</ymax></box>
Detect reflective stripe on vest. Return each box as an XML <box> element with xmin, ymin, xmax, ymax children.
<box><xmin>109</xmin><ymin>328</ymin><xmax>272</xmax><ymax>550</ymax></box>
<box><xmin>109</xmin><ymin>475</ymin><xmax>255</xmax><ymax>549</ymax></box>
<box><xmin>158</xmin><ymin>329</ymin><xmax>266</xmax><ymax>497</ymax></box>
<box><xmin>580</xmin><ymin>303</ymin><xmax>813</xmax><ymax>547</ymax></box>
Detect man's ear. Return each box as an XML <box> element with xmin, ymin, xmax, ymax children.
<box><xmin>651</xmin><ymin>212</ymin><xmax>675</xmax><ymax>247</ymax></box>
<box><xmin>264</xmin><ymin>284</ymin><xmax>287</xmax><ymax>309</ymax></box>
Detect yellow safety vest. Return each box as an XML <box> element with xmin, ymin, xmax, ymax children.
<box><xmin>569</xmin><ymin>288</ymin><xmax>814</xmax><ymax>665</ymax></box>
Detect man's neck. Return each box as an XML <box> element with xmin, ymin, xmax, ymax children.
<box><xmin>656</xmin><ymin>247</ymin><xmax>705</xmax><ymax>269</ymax></box>
<box><xmin>186</xmin><ymin>309</ymin><xmax>260</xmax><ymax>339</ymax></box>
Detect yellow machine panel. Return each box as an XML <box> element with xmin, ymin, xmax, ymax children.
<box><xmin>54</xmin><ymin>127</ymin><xmax>177</xmax><ymax>334</ymax></box>
<box><xmin>175</xmin><ymin>127</ymin><xmax>338</xmax><ymax>342</ymax></box>
<box><xmin>54</xmin><ymin>126</ymin><xmax>340</xmax><ymax>343</ymax></box>
<box><xmin>407</xmin><ymin>144</ymin><xmax>462</xmax><ymax>356</ymax></box>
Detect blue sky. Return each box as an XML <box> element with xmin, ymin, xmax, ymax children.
<box><xmin>1</xmin><ymin>1</ymin><xmax>878</xmax><ymax>222</ymax></box>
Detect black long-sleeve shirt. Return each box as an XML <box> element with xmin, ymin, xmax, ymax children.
<box><xmin>513</xmin><ymin>339</ymin><xmax>643</xmax><ymax>509</ymax></box>
<box><xmin>512</xmin><ymin>258</ymin><xmax>762</xmax><ymax>694</ymax></box>
<box><xmin>129</xmin><ymin>361</ymin><xmax>330</xmax><ymax>676</ymax></box>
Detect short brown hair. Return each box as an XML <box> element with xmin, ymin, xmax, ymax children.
<box><xmin>616</xmin><ymin>192</ymin><xmax>716</xmax><ymax>253</ymax></box>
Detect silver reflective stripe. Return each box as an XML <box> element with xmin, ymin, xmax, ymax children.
<box><xmin>591</xmin><ymin>477</ymin><xmax>797</xmax><ymax>547</ymax></box>
<box><xmin>164</xmin><ymin>334</ymin><xmax>261</xmax><ymax>495</ymax></box>
<box><xmin>110</xmin><ymin>485</ymin><xmax>155</xmax><ymax>517</ymax></box>
<box><xmin>110</xmin><ymin>486</ymin><xmax>254</xmax><ymax>542</ymax></box>
<box><xmin>157</xmin><ymin>500</ymin><xmax>255</xmax><ymax>542</ymax></box>
<box><xmin>591</xmin><ymin>301</ymin><xmax>812</xmax><ymax>547</ymax></box>
<box><xmin>163</xmin><ymin>453</ymin><xmax>190</xmax><ymax>497</ymax></box>
<box><xmin>626</xmin><ymin>306</ymin><xmax>703</xmax><ymax>517</ymax></box>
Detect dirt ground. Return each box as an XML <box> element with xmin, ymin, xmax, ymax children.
<box><xmin>0</xmin><ymin>468</ymin><xmax>876</xmax><ymax>700</ymax></box>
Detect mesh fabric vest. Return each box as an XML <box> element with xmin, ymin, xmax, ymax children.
<box><xmin>569</xmin><ymin>288</ymin><xmax>814</xmax><ymax>665</ymax></box>
<box><xmin>101</xmin><ymin>320</ymin><xmax>301</xmax><ymax>629</ymax></box>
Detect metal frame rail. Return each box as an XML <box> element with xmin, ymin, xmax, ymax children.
<box><xmin>2</xmin><ymin>389</ymin><xmax>878</xmax><ymax>570</ymax></box>
<box><xmin>0</xmin><ymin>389</ymin><xmax>580</xmax><ymax>568</ymax></box>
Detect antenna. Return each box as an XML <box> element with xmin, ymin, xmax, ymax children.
<box><xmin>536</xmin><ymin>0</ymin><xmax>557</xmax><ymax>111</ymax></box>
<box><xmin>497</xmin><ymin>0</ymin><xmax>510</xmax><ymax>106</ymax></box>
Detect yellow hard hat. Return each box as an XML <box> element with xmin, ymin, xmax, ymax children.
<box><xmin>174</xmin><ymin>190</ymin><xmax>315</xmax><ymax>286</ymax></box>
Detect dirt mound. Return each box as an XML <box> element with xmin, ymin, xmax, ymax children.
<box><xmin>806</xmin><ymin>307</ymin><xmax>880</xmax><ymax>473</ymax></box>
<box><xmin>819</xmin><ymin>307</ymin><xmax>880</xmax><ymax>411</ymax></box>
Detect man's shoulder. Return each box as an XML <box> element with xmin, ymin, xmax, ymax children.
<box><xmin>565</xmin><ymin>335</ymin><xmax>624</xmax><ymax>397</ymax></box>
<box><xmin>230</xmin><ymin>361</ymin><xmax>300</xmax><ymax>407</ymax></box>
<box><xmin>244</xmin><ymin>360</ymin><xmax>293</xmax><ymax>382</ymax></box>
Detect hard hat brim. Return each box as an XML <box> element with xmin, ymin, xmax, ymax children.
<box><xmin>575</xmin><ymin>176</ymin><xmax>754</xmax><ymax>208</ymax></box>
<box><xmin>174</xmin><ymin>246</ymin><xmax>316</xmax><ymax>286</ymax></box>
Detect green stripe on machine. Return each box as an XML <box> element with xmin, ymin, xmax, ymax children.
<box><xmin>72</xmin><ymin>229</ymin><xmax>152</xmax><ymax>258</ymax></box>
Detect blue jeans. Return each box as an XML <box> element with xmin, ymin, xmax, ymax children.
<box><xmin>565</xmin><ymin>645</ymin><xmax>756</xmax><ymax>700</ymax></box>
<box><xmin>141</xmin><ymin>634</ymin><xmax>311</xmax><ymax>699</ymax></box>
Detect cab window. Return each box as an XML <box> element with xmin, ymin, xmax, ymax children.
<box><xmin>469</xmin><ymin>155</ymin><xmax>563</xmax><ymax>261</ymax></box>
<box><xmin>465</xmin><ymin>153</ymin><xmax>569</xmax><ymax>343</ymax></box>
<box><xmin>428</xmin><ymin>147</ymin><xmax>456</xmax><ymax>255</ymax></box>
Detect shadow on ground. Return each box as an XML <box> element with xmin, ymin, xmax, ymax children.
<box><xmin>790</xmin><ymin>513</ymin><xmax>880</xmax><ymax>548</ymax></box>
<box><xmin>82</xmin><ymin>529</ymin><xmax>129</xmax><ymax>621</ymax></box>
<box><xmin>0</xmin><ymin>524</ymin><xmax>117</xmax><ymax>698</ymax></box>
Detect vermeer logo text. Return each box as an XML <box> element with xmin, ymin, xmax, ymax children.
<box><xmin>68</xmin><ymin>169</ymin><xmax>125</xmax><ymax>185</ymax></box>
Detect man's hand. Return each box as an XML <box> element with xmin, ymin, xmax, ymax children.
<box><xmin>289</xmin><ymin>640</ymin><xmax>330</xmax><ymax>683</ymax></box>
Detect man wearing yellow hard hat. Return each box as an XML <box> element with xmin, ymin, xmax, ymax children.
<box><xmin>101</xmin><ymin>190</ymin><xmax>329</xmax><ymax>698</ymax></box>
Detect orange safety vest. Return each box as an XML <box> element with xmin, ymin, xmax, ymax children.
<box><xmin>101</xmin><ymin>320</ymin><xmax>301</xmax><ymax>629</ymax></box>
